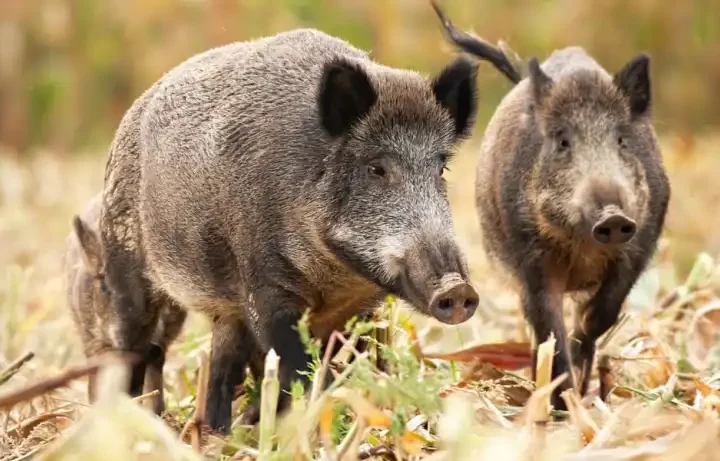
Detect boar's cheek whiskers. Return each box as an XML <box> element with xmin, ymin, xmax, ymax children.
<box><xmin>375</xmin><ymin>235</ymin><xmax>413</xmax><ymax>281</ymax></box>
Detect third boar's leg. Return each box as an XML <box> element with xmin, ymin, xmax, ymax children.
<box><xmin>206</xmin><ymin>317</ymin><xmax>252</xmax><ymax>433</ymax></box>
<box><xmin>142</xmin><ymin>344</ymin><xmax>166</xmax><ymax>414</ymax></box>
<box><xmin>569</xmin><ymin>261</ymin><xmax>640</xmax><ymax>396</ymax></box>
<box><xmin>102</xmin><ymin>252</ymin><xmax>159</xmax><ymax>397</ymax></box>
<box><xmin>143</xmin><ymin>301</ymin><xmax>188</xmax><ymax>415</ymax></box>
<box><xmin>521</xmin><ymin>265</ymin><xmax>573</xmax><ymax>412</ymax></box>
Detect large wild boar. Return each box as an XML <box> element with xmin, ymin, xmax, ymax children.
<box><xmin>99</xmin><ymin>28</ymin><xmax>482</xmax><ymax>432</ymax></box>
<box><xmin>63</xmin><ymin>193</ymin><xmax>187</xmax><ymax>414</ymax></box>
<box><xmin>432</xmin><ymin>2</ymin><xmax>671</xmax><ymax>410</ymax></box>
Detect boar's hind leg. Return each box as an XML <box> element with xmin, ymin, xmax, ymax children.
<box><xmin>206</xmin><ymin>317</ymin><xmax>253</xmax><ymax>433</ymax></box>
<box><xmin>521</xmin><ymin>266</ymin><xmax>574</xmax><ymax>412</ymax></box>
<box><xmin>570</xmin><ymin>262</ymin><xmax>640</xmax><ymax>396</ymax></box>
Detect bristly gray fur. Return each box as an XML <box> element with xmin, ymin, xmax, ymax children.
<box><xmin>474</xmin><ymin>46</ymin><xmax>670</xmax><ymax>410</ymax></box>
<box><xmin>99</xmin><ymin>28</ymin><xmax>480</xmax><ymax>432</ymax></box>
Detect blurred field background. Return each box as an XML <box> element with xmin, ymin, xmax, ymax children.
<box><xmin>1</xmin><ymin>0</ymin><xmax>720</xmax><ymax>459</ymax></box>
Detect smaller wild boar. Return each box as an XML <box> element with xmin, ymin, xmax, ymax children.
<box><xmin>432</xmin><ymin>1</ymin><xmax>671</xmax><ymax>410</ymax></box>
<box><xmin>63</xmin><ymin>193</ymin><xmax>187</xmax><ymax>414</ymax></box>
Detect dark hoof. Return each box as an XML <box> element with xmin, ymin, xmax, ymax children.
<box><xmin>146</xmin><ymin>343</ymin><xmax>166</xmax><ymax>366</ymax></box>
<box><xmin>149</xmin><ymin>392</ymin><xmax>165</xmax><ymax>415</ymax></box>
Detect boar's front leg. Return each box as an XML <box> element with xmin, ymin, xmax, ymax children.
<box><xmin>205</xmin><ymin>317</ymin><xmax>253</xmax><ymax>433</ymax></box>
<box><xmin>570</xmin><ymin>261</ymin><xmax>641</xmax><ymax>396</ymax></box>
<box><xmin>521</xmin><ymin>263</ymin><xmax>574</xmax><ymax>412</ymax></box>
<box><xmin>234</xmin><ymin>347</ymin><xmax>266</xmax><ymax>427</ymax></box>
<box><xmin>236</xmin><ymin>322</ymin><xmax>372</xmax><ymax>428</ymax></box>
<box><xmin>246</xmin><ymin>285</ymin><xmax>319</xmax><ymax>416</ymax></box>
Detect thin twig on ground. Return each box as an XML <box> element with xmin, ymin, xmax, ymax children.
<box><xmin>132</xmin><ymin>389</ymin><xmax>161</xmax><ymax>404</ymax></box>
<box><xmin>10</xmin><ymin>443</ymin><xmax>48</xmax><ymax>461</ymax></box>
<box><xmin>337</xmin><ymin>419</ymin><xmax>364</xmax><ymax>460</ymax></box>
<box><xmin>0</xmin><ymin>353</ymin><xmax>135</xmax><ymax>410</ymax></box>
<box><xmin>5</xmin><ymin>407</ymin><xmax>75</xmax><ymax>439</ymax></box>
<box><xmin>310</xmin><ymin>330</ymin><xmax>341</xmax><ymax>406</ymax></box>
<box><xmin>0</xmin><ymin>351</ymin><xmax>35</xmax><ymax>386</ymax></box>
<box><xmin>4</xmin><ymin>402</ymin><xmax>74</xmax><ymax>438</ymax></box>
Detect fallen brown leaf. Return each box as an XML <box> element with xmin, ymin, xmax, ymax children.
<box><xmin>423</xmin><ymin>341</ymin><xmax>532</xmax><ymax>370</ymax></box>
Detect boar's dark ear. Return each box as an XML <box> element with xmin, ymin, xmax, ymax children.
<box><xmin>527</xmin><ymin>57</ymin><xmax>553</xmax><ymax>106</ymax></box>
<box><xmin>613</xmin><ymin>53</ymin><xmax>651</xmax><ymax>119</ymax></box>
<box><xmin>72</xmin><ymin>215</ymin><xmax>103</xmax><ymax>276</ymax></box>
<box><xmin>432</xmin><ymin>56</ymin><xmax>479</xmax><ymax>138</ymax></box>
<box><xmin>318</xmin><ymin>58</ymin><xmax>378</xmax><ymax>137</ymax></box>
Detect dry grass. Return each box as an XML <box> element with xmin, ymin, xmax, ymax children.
<box><xmin>1</xmin><ymin>134</ymin><xmax>720</xmax><ymax>460</ymax></box>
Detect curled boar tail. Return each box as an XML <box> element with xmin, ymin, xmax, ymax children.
<box><xmin>431</xmin><ymin>0</ymin><xmax>523</xmax><ymax>85</ymax></box>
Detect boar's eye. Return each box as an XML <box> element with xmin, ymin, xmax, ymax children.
<box><xmin>617</xmin><ymin>136</ymin><xmax>627</xmax><ymax>148</ymax></box>
<box><xmin>553</xmin><ymin>129</ymin><xmax>570</xmax><ymax>151</ymax></box>
<box><xmin>439</xmin><ymin>154</ymin><xmax>450</xmax><ymax>177</ymax></box>
<box><xmin>368</xmin><ymin>164</ymin><xmax>386</xmax><ymax>178</ymax></box>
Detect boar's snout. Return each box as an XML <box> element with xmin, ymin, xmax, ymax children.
<box><xmin>390</xmin><ymin>233</ymin><xmax>478</xmax><ymax>325</ymax></box>
<box><xmin>429</xmin><ymin>273</ymin><xmax>479</xmax><ymax>325</ymax></box>
<box><xmin>574</xmin><ymin>175</ymin><xmax>637</xmax><ymax>244</ymax></box>
<box><xmin>592</xmin><ymin>211</ymin><xmax>637</xmax><ymax>245</ymax></box>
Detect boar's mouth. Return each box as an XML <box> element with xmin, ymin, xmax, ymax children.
<box><xmin>388</xmin><ymin>270</ymin><xmax>428</xmax><ymax>311</ymax></box>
